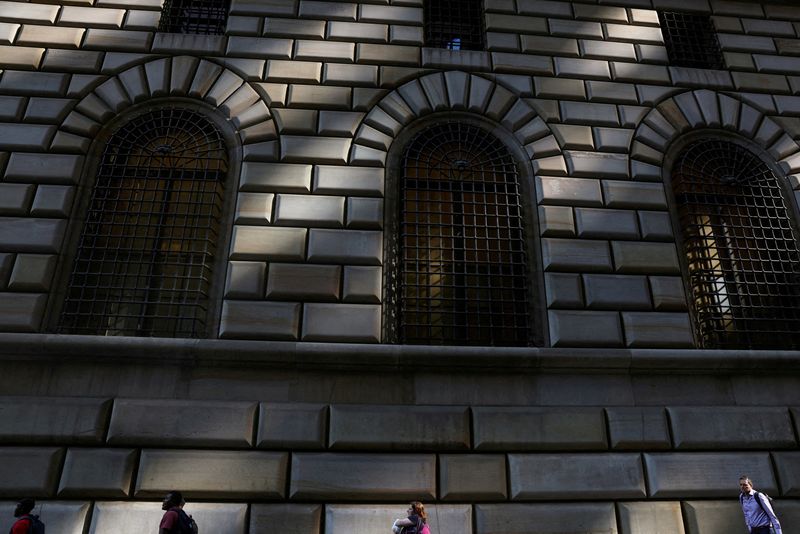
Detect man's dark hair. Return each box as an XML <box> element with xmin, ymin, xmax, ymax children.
<box><xmin>14</xmin><ymin>498</ymin><xmax>35</xmax><ymax>516</ymax></box>
<box><xmin>162</xmin><ymin>491</ymin><xmax>184</xmax><ymax>510</ymax></box>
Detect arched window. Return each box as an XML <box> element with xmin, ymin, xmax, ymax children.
<box><xmin>672</xmin><ymin>138</ymin><xmax>800</xmax><ymax>349</ymax></box>
<box><xmin>394</xmin><ymin>122</ymin><xmax>531</xmax><ymax>346</ymax></box>
<box><xmin>58</xmin><ymin>108</ymin><xmax>228</xmax><ymax>338</ymax></box>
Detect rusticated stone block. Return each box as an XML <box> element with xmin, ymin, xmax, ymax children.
<box><xmin>773</xmin><ymin>452</ymin><xmax>800</xmax><ymax>496</ymax></box>
<box><xmin>473</xmin><ymin>407</ymin><xmax>606</xmax><ymax>451</ymax></box>
<box><xmin>617</xmin><ymin>502</ymin><xmax>685</xmax><ymax>534</ymax></box>
<box><xmin>107</xmin><ymin>399</ymin><xmax>257</xmax><ymax>448</ymax></box>
<box><xmin>240</xmin><ymin>163</ymin><xmax>312</xmax><ymax>193</ymax></box>
<box><xmin>0</xmin><ymin>447</ymin><xmax>64</xmax><ymax>497</ymax></box>
<box><xmin>622</xmin><ymin>312</ymin><xmax>693</xmax><ymax>348</ymax></box>
<box><xmin>549</xmin><ymin>310</ymin><xmax>623</xmax><ymax>347</ymax></box>
<box><xmin>535</xmin><ymin>176</ymin><xmax>603</xmax><ymax>207</ymax></box>
<box><xmin>612</xmin><ymin>241</ymin><xmax>680</xmax><ymax>274</ymax></box>
<box><xmin>509</xmin><ymin>453</ymin><xmax>645</xmax><ymax>500</ymax></box>
<box><xmin>4</xmin><ymin>153</ymin><xmax>83</xmax><ymax>184</ymax></box>
<box><xmin>329</xmin><ymin>405</ymin><xmax>470</xmax><ymax>450</ymax></box>
<box><xmin>681</xmin><ymin>501</ymin><xmax>746</xmax><ymax>534</ymax></box>
<box><xmin>669</xmin><ymin>407</ymin><xmax>795</xmax><ymax>450</ymax></box>
<box><xmin>307</xmin><ymin>229</ymin><xmax>382</xmax><ymax>265</ymax></box>
<box><xmin>220</xmin><ymin>300</ymin><xmax>301</xmax><ymax>340</ymax></box>
<box><xmin>301</xmin><ymin>303</ymin><xmax>381</xmax><ymax>343</ymax></box>
<box><xmin>58</xmin><ymin>448</ymin><xmax>136</xmax><ymax>498</ymax></box>
<box><xmin>313</xmin><ymin>166</ymin><xmax>384</xmax><ymax>196</ymax></box>
<box><xmin>0</xmin><ymin>218</ymin><xmax>65</xmax><ymax>253</ymax></box>
<box><xmin>290</xmin><ymin>453</ymin><xmax>436</xmax><ymax>500</ymax></box>
<box><xmin>251</xmin><ymin>504</ymin><xmax>322</xmax><ymax>534</ymax></box>
<box><xmin>88</xmin><ymin>501</ymin><xmax>247</xmax><ymax>534</ymax></box>
<box><xmin>476</xmin><ymin>503</ymin><xmax>617</xmax><ymax>534</ymax></box>
<box><xmin>440</xmin><ymin>454</ymin><xmax>507</xmax><ymax>501</ymax></box>
<box><xmin>230</xmin><ymin>226</ymin><xmax>307</xmax><ymax>261</ymax></box>
<box><xmin>0</xmin><ymin>293</ymin><xmax>46</xmax><ymax>332</ymax></box>
<box><xmin>542</xmin><ymin>238</ymin><xmax>613</xmax><ymax>273</ymax></box>
<box><xmin>644</xmin><ymin>452</ymin><xmax>777</xmax><ymax>498</ymax></box>
<box><xmin>606</xmin><ymin>408</ymin><xmax>671</xmax><ymax>450</ymax></box>
<box><xmin>342</xmin><ymin>266</ymin><xmax>381</xmax><ymax>303</ymax></box>
<box><xmin>0</xmin><ymin>501</ymin><xmax>90</xmax><ymax>534</ymax></box>
<box><xmin>325</xmin><ymin>505</ymin><xmax>470</xmax><ymax>534</ymax></box>
<box><xmin>135</xmin><ymin>449</ymin><xmax>288</xmax><ymax>498</ymax></box>
<box><xmin>0</xmin><ymin>396</ymin><xmax>111</xmax><ymax>445</ymax></box>
<box><xmin>583</xmin><ymin>274</ymin><xmax>650</xmax><ymax>310</ymax></box>
<box><xmin>267</xmin><ymin>264</ymin><xmax>341</xmax><ymax>301</ymax></box>
<box><xmin>257</xmin><ymin>403</ymin><xmax>327</xmax><ymax>449</ymax></box>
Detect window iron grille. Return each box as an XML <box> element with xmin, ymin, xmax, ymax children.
<box><xmin>424</xmin><ymin>0</ymin><xmax>485</xmax><ymax>51</ymax></box>
<box><xmin>658</xmin><ymin>11</ymin><xmax>723</xmax><ymax>69</ymax></box>
<box><xmin>396</xmin><ymin>122</ymin><xmax>531</xmax><ymax>346</ymax></box>
<box><xmin>672</xmin><ymin>139</ymin><xmax>800</xmax><ymax>350</ymax></box>
<box><xmin>58</xmin><ymin>108</ymin><xmax>227</xmax><ymax>338</ymax></box>
<box><xmin>158</xmin><ymin>0</ymin><xmax>229</xmax><ymax>35</ymax></box>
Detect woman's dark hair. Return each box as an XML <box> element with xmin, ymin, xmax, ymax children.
<box><xmin>15</xmin><ymin>498</ymin><xmax>35</xmax><ymax>516</ymax></box>
<box><xmin>162</xmin><ymin>491</ymin><xmax>184</xmax><ymax>510</ymax></box>
<box><xmin>410</xmin><ymin>501</ymin><xmax>427</xmax><ymax>522</ymax></box>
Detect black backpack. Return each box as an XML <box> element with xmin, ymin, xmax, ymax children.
<box><xmin>741</xmin><ymin>491</ymin><xmax>775</xmax><ymax>517</ymax></box>
<box><xmin>9</xmin><ymin>515</ymin><xmax>45</xmax><ymax>534</ymax></box>
<box><xmin>175</xmin><ymin>509</ymin><xmax>198</xmax><ymax>534</ymax></box>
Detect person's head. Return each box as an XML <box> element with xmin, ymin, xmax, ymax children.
<box><xmin>14</xmin><ymin>499</ymin><xmax>35</xmax><ymax>518</ymax></box>
<box><xmin>162</xmin><ymin>491</ymin><xmax>185</xmax><ymax>511</ymax></box>
<box><xmin>739</xmin><ymin>476</ymin><xmax>753</xmax><ymax>493</ymax></box>
<box><xmin>408</xmin><ymin>501</ymin><xmax>427</xmax><ymax>522</ymax></box>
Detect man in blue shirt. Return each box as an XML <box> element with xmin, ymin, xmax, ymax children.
<box><xmin>740</xmin><ymin>476</ymin><xmax>782</xmax><ymax>534</ymax></box>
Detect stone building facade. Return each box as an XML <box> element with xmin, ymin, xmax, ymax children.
<box><xmin>1</xmin><ymin>0</ymin><xmax>800</xmax><ymax>532</ymax></box>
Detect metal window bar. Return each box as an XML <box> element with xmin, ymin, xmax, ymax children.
<box><xmin>159</xmin><ymin>0</ymin><xmax>229</xmax><ymax>35</ymax></box>
<box><xmin>658</xmin><ymin>11</ymin><xmax>723</xmax><ymax>69</ymax></box>
<box><xmin>424</xmin><ymin>0</ymin><xmax>485</xmax><ymax>51</ymax></box>
<box><xmin>398</xmin><ymin>122</ymin><xmax>531</xmax><ymax>346</ymax></box>
<box><xmin>58</xmin><ymin>108</ymin><xmax>227</xmax><ymax>338</ymax></box>
<box><xmin>672</xmin><ymin>139</ymin><xmax>800</xmax><ymax>349</ymax></box>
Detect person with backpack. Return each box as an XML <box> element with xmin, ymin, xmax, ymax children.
<box><xmin>739</xmin><ymin>475</ymin><xmax>782</xmax><ymax>534</ymax></box>
<box><xmin>159</xmin><ymin>491</ymin><xmax>198</xmax><ymax>534</ymax></box>
<box><xmin>9</xmin><ymin>498</ymin><xmax>45</xmax><ymax>534</ymax></box>
<box><xmin>391</xmin><ymin>502</ymin><xmax>429</xmax><ymax>534</ymax></box>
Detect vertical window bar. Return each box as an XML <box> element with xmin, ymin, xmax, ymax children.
<box><xmin>672</xmin><ymin>139</ymin><xmax>800</xmax><ymax>349</ymax></box>
<box><xmin>658</xmin><ymin>11</ymin><xmax>723</xmax><ymax>69</ymax></box>
<box><xmin>59</xmin><ymin>108</ymin><xmax>227</xmax><ymax>338</ymax></box>
<box><xmin>159</xmin><ymin>0</ymin><xmax>230</xmax><ymax>35</ymax></box>
<box><xmin>424</xmin><ymin>0</ymin><xmax>485</xmax><ymax>51</ymax></box>
<box><xmin>398</xmin><ymin>122</ymin><xmax>531</xmax><ymax>346</ymax></box>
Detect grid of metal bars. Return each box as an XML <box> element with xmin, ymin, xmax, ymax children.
<box><xmin>424</xmin><ymin>0</ymin><xmax>485</xmax><ymax>51</ymax></box>
<box><xmin>59</xmin><ymin>108</ymin><xmax>227</xmax><ymax>338</ymax></box>
<box><xmin>158</xmin><ymin>0</ymin><xmax>229</xmax><ymax>35</ymax></box>
<box><xmin>399</xmin><ymin>122</ymin><xmax>530</xmax><ymax>346</ymax></box>
<box><xmin>658</xmin><ymin>11</ymin><xmax>724</xmax><ymax>69</ymax></box>
<box><xmin>672</xmin><ymin>139</ymin><xmax>800</xmax><ymax>350</ymax></box>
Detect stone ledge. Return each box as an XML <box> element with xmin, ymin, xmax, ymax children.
<box><xmin>1</xmin><ymin>334</ymin><xmax>800</xmax><ymax>374</ymax></box>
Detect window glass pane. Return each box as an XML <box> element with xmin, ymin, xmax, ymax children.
<box><xmin>398</xmin><ymin>122</ymin><xmax>530</xmax><ymax>346</ymax></box>
<box><xmin>59</xmin><ymin>108</ymin><xmax>227</xmax><ymax>338</ymax></box>
<box><xmin>672</xmin><ymin>139</ymin><xmax>800</xmax><ymax>349</ymax></box>
<box><xmin>425</xmin><ymin>0</ymin><xmax>484</xmax><ymax>51</ymax></box>
<box><xmin>159</xmin><ymin>0</ymin><xmax>230</xmax><ymax>35</ymax></box>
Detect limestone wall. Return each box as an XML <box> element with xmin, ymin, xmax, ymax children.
<box><xmin>1</xmin><ymin>0</ymin><xmax>800</xmax><ymax>346</ymax></box>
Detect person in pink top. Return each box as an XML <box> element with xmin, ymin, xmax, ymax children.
<box><xmin>392</xmin><ymin>502</ymin><xmax>430</xmax><ymax>534</ymax></box>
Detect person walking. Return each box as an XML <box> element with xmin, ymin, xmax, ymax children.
<box><xmin>9</xmin><ymin>498</ymin><xmax>44</xmax><ymax>534</ymax></box>
<box><xmin>739</xmin><ymin>475</ymin><xmax>782</xmax><ymax>534</ymax></box>
<box><xmin>159</xmin><ymin>491</ymin><xmax>197</xmax><ymax>534</ymax></box>
<box><xmin>392</xmin><ymin>502</ymin><xmax>429</xmax><ymax>534</ymax></box>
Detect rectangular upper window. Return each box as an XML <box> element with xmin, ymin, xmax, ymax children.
<box><xmin>158</xmin><ymin>0</ymin><xmax>230</xmax><ymax>35</ymax></box>
<box><xmin>424</xmin><ymin>0</ymin><xmax>485</xmax><ymax>51</ymax></box>
<box><xmin>658</xmin><ymin>11</ymin><xmax>723</xmax><ymax>69</ymax></box>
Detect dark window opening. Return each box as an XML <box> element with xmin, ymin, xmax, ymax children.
<box><xmin>672</xmin><ymin>139</ymin><xmax>800</xmax><ymax>350</ymax></box>
<box><xmin>425</xmin><ymin>0</ymin><xmax>484</xmax><ymax>51</ymax></box>
<box><xmin>658</xmin><ymin>11</ymin><xmax>723</xmax><ymax>69</ymax></box>
<box><xmin>58</xmin><ymin>108</ymin><xmax>228</xmax><ymax>338</ymax></box>
<box><xmin>158</xmin><ymin>0</ymin><xmax>230</xmax><ymax>35</ymax></box>
<box><xmin>395</xmin><ymin>122</ymin><xmax>531</xmax><ymax>346</ymax></box>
